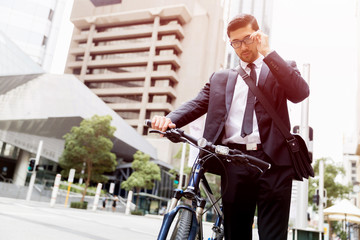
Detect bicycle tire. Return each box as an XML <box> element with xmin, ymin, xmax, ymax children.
<box><xmin>170</xmin><ymin>209</ymin><xmax>194</xmax><ymax>240</ymax></box>
<box><xmin>216</xmin><ymin>230</ymin><xmax>224</xmax><ymax>240</ymax></box>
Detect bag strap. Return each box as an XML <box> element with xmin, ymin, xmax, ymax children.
<box><xmin>235</xmin><ymin>66</ymin><xmax>294</xmax><ymax>141</ymax></box>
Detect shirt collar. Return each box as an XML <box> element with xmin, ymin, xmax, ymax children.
<box><xmin>240</xmin><ymin>55</ymin><xmax>264</xmax><ymax>70</ymax></box>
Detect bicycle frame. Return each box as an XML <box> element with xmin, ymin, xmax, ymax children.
<box><xmin>157</xmin><ymin>157</ymin><xmax>224</xmax><ymax>240</ymax></box>
<box><xmin>145</xmin><ymin>119</ymin><xmax>269</xmax><ymax>240</ymax></box>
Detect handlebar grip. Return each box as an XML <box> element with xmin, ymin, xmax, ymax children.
<box><xmin>144</xmin><ymin>119</ymin><xmax>152</xmax><ymax>128</ymax></box>
<box><xmin>246</xmin><ymin>155</ymin><xmax>271</xmax><ymax>171</ymax></box>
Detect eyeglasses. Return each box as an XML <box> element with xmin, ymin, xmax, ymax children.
<box><xmin>230</xmin><ymin>36</ymin><xmax>254</xmax><ymax>49</ymax></box>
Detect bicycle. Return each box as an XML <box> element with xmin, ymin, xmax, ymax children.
<box><xmin>145</xmin><ymin>120</ymin><xmax>271</xmax><ymax>240</ymax></box>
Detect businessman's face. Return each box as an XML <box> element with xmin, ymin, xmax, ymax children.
<box><xmin>229</xmin><ymin>24</ymin><xmax>260</xmax><ymax>63</ymax></box>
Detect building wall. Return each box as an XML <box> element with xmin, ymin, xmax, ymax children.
<box><xmin>65</xmin><ymin>0</ymin><xmax>226</xmax><ymax>164</ymax></box>
<box><xmin>0</xmin><ymin>0</ymin><xmax>67</xmax><ymax>71</ymax></box>
<box><xmin>357</xmin><ymin>0</ymin><xmax>360</xmax><ymax>156</ymax></box>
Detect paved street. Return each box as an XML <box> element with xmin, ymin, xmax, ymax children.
<box><xmin>0</xmin><ymin>197</ymin><xmax>220</xmax><ymax>240</ymax></box>
<box><xmin>0</xmin><ymin>196</ymin><xmax>164</xmax><ymax>240</ymax></box>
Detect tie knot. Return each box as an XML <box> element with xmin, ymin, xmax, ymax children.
<box><xmin>247</xmin><ymin>63</ymin><xmax>255</xmax><ymax>70</ymax></box>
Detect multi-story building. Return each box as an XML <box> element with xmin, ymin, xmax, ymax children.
<box><xmin>357</xmin><ymin>0</ymin><xmax>360</xmax><ymax>161</ymax></box>
<box><xmin>65</xmin><ymin>0</ymin><xmax>226</xmax><ymax>164</ymax></box>
<box><xmin>353</xmin><ymin>0</ymin><xmax>360</xmax><ymax>208</ymax></box>
<box><xmin>0</xmin><ymin>0</ymin><xmax>70</xmax><ymax>71</ymax></box>
<box><xmin>0</xmin><ymin>31</ymin><xmax>157</xmax><ymax>190</ymax></box>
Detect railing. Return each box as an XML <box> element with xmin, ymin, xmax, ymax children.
<box><xmin>0</xmin><ymin>174</ymin><xmax>13</xmax><ymax>183</ymax></box>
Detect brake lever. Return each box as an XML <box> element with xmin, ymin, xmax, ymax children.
<box><xmin>149</xmin><ymin>129</ymin><xmax>166</xmax><ymax>135</ymax></box>
<box><xmin>149</xmin><ymin>129</ymin><xmax>185</xmax><ymax>143</ymax></box>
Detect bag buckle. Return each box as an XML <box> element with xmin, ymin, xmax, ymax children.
<box><xmin>287</xmin><ymin>138</ymin><xmax>299</xmax><ymax>152</ymax></box>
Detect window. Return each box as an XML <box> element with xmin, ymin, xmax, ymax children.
<box><xmin>0</xmin><ymin>143</ymin><xmax>19</xmax><ymax>159</ymax></box>
<box><xmin>97</xmin><ymin>23</ymin><xmax>153</xmax><ymax>32</ymax></box>
<box><xmin>75</xmin><ymin>55</ymin><xmax>84</xmax><ymax>61</ymax></box>
<box><xmin>42</xmin><ymin>36</ymin><xmax>48</xmax><ymax>46</ymax></box>
<box><xmin>87</xmin><ymin>81</ymin><xmax>144</xmax><ymax>89</ymax></box>
<box><xmin>91</xmin><ymin>66</ymin><xmax>147</xmax><ymax>74</ymax></box>
<box><xmin>117</xmin><ymin>110</ymin><xmax>140</xmax><ymax>119</ymax></box>
<box><xmin>93</xmin><ymin>51</ymin><xmax>149</xmax><ymax>60</ymax></box>
<box><xmin>48</xmin><ymin>9</ymin><xmax>54</xmax><ymax>21</ymax></box>
<box><xmin>73</xmin><ymin>69</ymin><xmax>81</xmax><ymax>75</ymax></box>
<box><xmin>146</xmin><ymin>111</ymin><xmax>167</xmax><ymax>120</ymax></box>
<box><xmin>101</xmin><ymin>95</ymin><xmax>142</xmax><ymax>104</ymax></box>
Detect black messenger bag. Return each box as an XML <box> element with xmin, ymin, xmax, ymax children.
<box><xmin>236</xmin><ymin>67</ymin><xmax>314</xmax><ymax>181</ymax></box>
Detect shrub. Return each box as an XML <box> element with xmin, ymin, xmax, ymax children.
<box><xmin>70</xmin><ymin>201</ymin><xmax>88</xmax><ymax>209</ymax></box>
<box><xmin>131</xmin><ymin>210</ymin><xmax>144</xmax><ymax>216</ymax></box>
<box><xmin>59</xmin><ymin>183</ymin><xmax>107</xmax><ymax>196</ymax></box>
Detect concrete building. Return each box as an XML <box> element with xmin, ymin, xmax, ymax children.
<box><xmin>0</xmin><ymin>29</ymin><xmax>157</xmax><ymax>191</ymax></box>
<box><xmin>0</xmin><ymin>0</ymin><xmax>70</xmax><ymax>71</ymax></box>
<box><xmin>352</xmin><ymin>0</ymin><xmax>360</xmax><ymax>208</ymax></box>
<box><xmin>0</xmin><ymin>72</ymin><xmax>158</xmax><ymax>186</ymax></box>
<box><xmin>64</xmin><ymin>0</ymin><xmax>226</xmax><ymax>164</ymax></box>
<box><xmin>357</xmin><ymin>0</ymin><xmax>360</xmax><ymax>159</ymax></box>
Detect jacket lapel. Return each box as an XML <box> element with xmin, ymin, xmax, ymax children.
<box><xmin>225</xmin><ymin>70</ymin><xmax>238</xmax><ymax>113</ymax></box>
<box><xmin>258</xmin><ymin>63</ymin><xmax>270</xmax><ymax>88</ymax></box>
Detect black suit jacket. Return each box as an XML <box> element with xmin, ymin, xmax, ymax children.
<box><xmin>167</xmin><ymin>51</ymin><xmax>309</xmax><ymax>167</ymax></box>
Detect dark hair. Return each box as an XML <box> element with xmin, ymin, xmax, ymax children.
<box><xmin>227</xmin><ymin>14</ymin><xmax>259</xmax><ymax>37</ymax></box>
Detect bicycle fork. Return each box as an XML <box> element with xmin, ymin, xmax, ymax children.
<box><xmin>157</xmin><ymin>189</ymin><xmax>206</xmax><ymax>240</ymax></box>
<box><xmin>157</xmin><ymin>162</ymin><xmax>206</xmax><ymax>240</ymax></box>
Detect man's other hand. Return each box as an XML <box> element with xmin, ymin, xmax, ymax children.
<box><xmin>151</xmin><ymin>116</ymin><xmax>176</xmax><ymax>132</ymax></box>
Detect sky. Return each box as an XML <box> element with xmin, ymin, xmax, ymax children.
<box><xmin>50</xmin><ymin>0</ymin><xmax>359</xmax><ymax>162</ymax></box>
<box><xmin>270</xmin><ymin>0</ymin><xmax>359</xmax><ymax>161</ymax></box>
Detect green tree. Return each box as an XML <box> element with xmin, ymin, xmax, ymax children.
<box><xmin>308</xmin><ymin>158</ymin><xmax>352</xmax><ymax>239</ymax></box>
<box><xmin>121</xmin><ymin>151</ymin><xmax>161</xmax><ymax>210</ymax></box>
<box><xmin>308</xmin><ymin>158</ymin><xmax>352</xmax><ymax>209</ymax></box>
<box><xmin>59</xmin><ymin>115</ymin><xmax>117</xmax><ymax>202</ymax></box>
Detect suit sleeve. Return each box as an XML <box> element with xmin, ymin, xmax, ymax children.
<box><xmin>166</xmin><ymin>74</ymin><xmax>213</xmax><ymax>128</ymax></box>
<box><xmin>264</xmin><ymin>51</ymin><xmax>309</xmax><ymax>103</ymax></box>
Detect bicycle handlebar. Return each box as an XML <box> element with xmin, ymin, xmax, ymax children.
<box><xmin>144</xmin><ymin>120</ymin><xmax>271</xmax><ymax>172</ymax></box>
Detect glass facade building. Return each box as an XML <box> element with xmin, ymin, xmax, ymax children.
<box><xmin>0</xmin><ymin>0</ymin><xmax>68</xmax><ymax>71</ymax></box>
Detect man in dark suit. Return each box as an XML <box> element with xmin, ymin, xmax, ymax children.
<box><xmin>151</xmin><ymin>13</ymin><xmax>309</xmax><ymax>240</ymax></box>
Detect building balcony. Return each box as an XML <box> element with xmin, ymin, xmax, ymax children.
<box><xmin>158</xmin><ymin>24</ymin><xmax>184</xmax><ymax>39</ymax></box>
<box><xmin>107</xmin><ymin>102</ymin><xmax>174</xmax><ymax>112</ymax></box>
<box><xmin>83</xmin><ymin>70</ymin><xmax>179</xmax><ymax>83</ymax></box>
<box><xmin>72</xmin><ymin>23</ymin><xmax>184</xmax><ymax>42</ymax></box>
<box><xmin>107</xmin><ymin>103</ymin><xmax>142</xmax><ymax>111</ymax></box>
<box><xmin>124</xmin><ymin>119</ymin><xmax>139</xmax><ymax>126</ymax></box>
<box><xmin>69</xmin><ymin>39</ymin><xmax>182</xmax><ymax>57</ymax></box>
<box><xmin>67</xmin><ymin>55</ymin><xmax>180</xmax><ymax>69</ymax></box>
<box><xmin>71</xmin><ymin>4</ymin><xmax>191</xmax><ymax>29</ymax></box>
<box><xmin>145</xmin><ymin>102</ymin><xmax>174</xmax><ymax>112</ymax></box>
<box><xmin>92</xmin><ymin>87</ymin><xmax>145</xmax><ymax>96</ymax></box>
<box><xmin>151</xmin><ymin>70</ymin><xmax>179</xmax><ymax>83</ymax></box>
<box><xmin>149</xmin><ymin>86</ymin><xmax>176</xmax><ymax>98</ymax></box>
<box><xmin>156</xmin><ymin>39</ymin><xmax>183</xmax><ymax>54</ymax></box>
<box><xmin>92</xmin><ymin>86</ymin><xmax>176</xmax><ymax>98</ymax></box>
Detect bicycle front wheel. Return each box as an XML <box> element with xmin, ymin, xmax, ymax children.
<box><xmin>170</xmin><ymin>209</ymin><xmax>198</xmax><ymax>240</ymax></box>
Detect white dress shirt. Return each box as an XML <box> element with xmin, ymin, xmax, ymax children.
<box><xmin>222</xmin><ymin>56</ymin><xmax>264</xmax><ymax>145</ymax></box>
